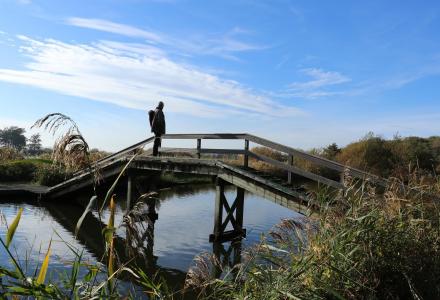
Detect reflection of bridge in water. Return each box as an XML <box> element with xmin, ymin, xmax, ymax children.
<box><xmin>44</xmin><ymin>193</ymin><xmax>243</xmax><ymax>290</ymax></box>
<box><xmin>46</xmin><ymin>133</ymin><xmax>386</xmax><ymax>243</ymax></box>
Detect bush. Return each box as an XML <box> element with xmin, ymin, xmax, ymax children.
<box><xmin>0</xmin><ymin>146</ymin><xmax>24</xmax><ymax>162</ymax></box>
<box><xmin>34</xmin><ymin>164</ymin><xmax>72</xmax><ymax>186</ymax></box>
<box><xmin>337</xmin><ymin>134</ymin><xmax>397</xmax><ymax>177</ymax></box>
<box><xmin>0</xmin><ymin>161</ymin><xmax>37</xmax><ymax>182</ymax></box>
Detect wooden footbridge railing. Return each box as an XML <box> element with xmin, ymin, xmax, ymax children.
<box><xmin>49</xmin><ymin>133</ymin><xmax>388</xmax><ymax>243</ymax></box>
<box><xmin>88</xmin><ymin>133</ymin><xmax>386</xmax><ymax>189</ymax></box>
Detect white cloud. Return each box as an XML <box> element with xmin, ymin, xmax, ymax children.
<box><xmin>285</xmin><ymin>68</ymin><xmax>351</xmax><ymax>99</ymax></box>
<box><xmin>67</xmin><ymin>17</ymin><xmax>162</xmax><ymax>43</ymax></box>
<box><xmin>0</xmin><ymin>36</ymin><xmax>302</xmax><ymax>117</ymax></box>
<box><xmin>289</xmin><ymin>68</ymin><xmax>350</xmax><ymax>90</ymax></box>
<box><xmin>65</xmin><ymin>17</ymin><xmax>266</xmax><ymax>60</ymax></box>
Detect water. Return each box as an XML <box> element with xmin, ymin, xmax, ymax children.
<box><xmin>0</xmin><ymin>183</ymin><xmax>302</xmax><ymax>293</ymax></box>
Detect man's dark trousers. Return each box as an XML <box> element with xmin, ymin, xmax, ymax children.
<box><xmin>153</xmin><ymin>134</ymin><xmax>161</xmax><ymax>156</ymax></box>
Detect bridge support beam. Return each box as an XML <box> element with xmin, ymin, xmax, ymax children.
<box><xmin>209</xmin><ymin>177</ymin><xmax>246</xmax><ymax>243</ymax></box>
<box><xmin>212</xmin><ymin>239</ymin><xmax>243</xmax><ymax>278</ymax></box>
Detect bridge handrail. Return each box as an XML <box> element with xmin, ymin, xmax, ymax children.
<box><xmin>82</xmin><ymin>133</ymin><xmax>386</xmax><ymax>188</ymax></box>
<box><xmin>158</xmin><ymin>133</ymin><xmax>386</xmax><ymax>187</ymax></box>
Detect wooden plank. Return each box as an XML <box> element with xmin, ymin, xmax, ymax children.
<box><xmin>218</xmin><ymin>172</ymin><xmax>309</xmax><ymax>214</ymax></box>
<box><xmin>248</xmin><ymin>151</ymin><xmax>344</xmax><ymax>190</ymax></box>
<box><xmin>158</xmin><ymin>147</ymin><xmax>245</xmax><ymax>155</ymax></box>
<box><xmin>159</xmin><ymin>147</ymin><xmax>197</xmax><ymax>154</ymax></box>
<box><xmin>162</xmin><ymin>133</ymin><xmax>248</xmax><ymax>140</ymax></box>
<box><xmin>217</xmin><ymin>162</ymin><xmax>308</xmax><ymax>201</ymax></box>
<box><xmin>201</xmin><ymin>149</ymin><xmax>245</xmax><ymax>155</ymax></box>
<box><xmin>95</xmin><ymin>137</ymin><xmax>155</xmax><ymax>164</ymax></box>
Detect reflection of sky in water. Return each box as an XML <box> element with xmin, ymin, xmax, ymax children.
<box><xmin>0</xmin><ymin>202</ymin><xmax>96</xmax><ymax>278</ymax></box>
<box><xmin>1</xmin><ymin>185</ymin><xmax>301</xmax><ymax>277</ymax></box>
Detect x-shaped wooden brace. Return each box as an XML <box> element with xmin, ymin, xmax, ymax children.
<box><xmin>220</xmin><ymin>193</ymin><xmax>240</xmax><ymax>233</ymax></box>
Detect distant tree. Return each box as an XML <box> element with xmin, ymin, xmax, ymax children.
<box><xmin>323</xmin><ymin>143</ymin><xmax>341</xmax><ymax>160</ymax></box>
<box><xmin>0</xmin><ymin>126</ymin><xmax>26</xmax><ymax>150</ymax></box>
<box><xmin>27</xmin><ymin>133</ymin><xmax>42</xmax><ymax>155</ymax></box>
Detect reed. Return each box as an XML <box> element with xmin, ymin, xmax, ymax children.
<box><xmin>185</xmin><ymin>171</ymin><xmax>440</xmax><ymax>299</ymax></box>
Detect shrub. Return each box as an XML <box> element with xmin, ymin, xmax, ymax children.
<box><xmin>0</xmin><ymin>161</ymin><xmax>37</xmax><ymax>182</ymax></box>
<box><xmin>337</xmin><ymin>134</ymin><xmax>397</xmax><ymax>177</ymax></box>
<box><xmin>34</xmin><ymin>164</ymin><xmax>72</xmax><ymax>186</ymax></box>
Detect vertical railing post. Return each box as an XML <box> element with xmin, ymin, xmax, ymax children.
<box><xmin>244</xmin><ymin>139</ymin><xmax>249</xmax><ymax>168</ymax></box>
<box><xmin>197</xmin><ymin>138</ymin><xmax>201</xmax><ymax>159</ymax></box>
<box><xmin>287</xmin><ymin>154</ymin><xmax>293</xmax><ymax>184</ymax></box>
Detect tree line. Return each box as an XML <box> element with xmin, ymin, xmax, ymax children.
<box><xmin>0</xmin><ymin>126</ymin><xmax>42</xmax><ymax>155</ymax></box>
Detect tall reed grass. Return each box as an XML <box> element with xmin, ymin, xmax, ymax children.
<box><xmin>185</xmin><ymin>171</ymin><xmax>440</xmax><ymax>299</ymax></box>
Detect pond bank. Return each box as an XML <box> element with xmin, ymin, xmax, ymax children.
<box><xmin>0</xmin><ymin>183</ymin><xmax>49</xmax><ymax>197</ymax></box>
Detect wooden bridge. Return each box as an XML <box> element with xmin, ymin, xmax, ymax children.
<box><xmin>44</xmin><ymin>133</ymin><xmax>384</xmax><ymax>243</ymax></box>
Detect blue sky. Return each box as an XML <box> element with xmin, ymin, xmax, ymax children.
<box><xmin>0</xmin><ymin>0</ymin><xmax>440</xmax><ymax>151</ymax></box>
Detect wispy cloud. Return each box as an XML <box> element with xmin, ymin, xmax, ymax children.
<box><xmin>65</xmin><ymin>17</ymin><xmax>267</xmax><ymax>60</ymax></box>
<box><xmin>0</xmin><ymin>36</ymin><xmax>302</xmax><ymax>117</ymax></box>
<box><xmin>67</xmin><ymin>17</ymin><xmax>163</xmax><ymax>43</ymax></box>
<box><xmin>289</xmin><ymin>68</ymin><xmax>350</xmax><ymax>90</ymax></box>
<box><xmin>284</xmin><ymin>68</ymin><xmax>351</xmax><ymax>98</ymax></box>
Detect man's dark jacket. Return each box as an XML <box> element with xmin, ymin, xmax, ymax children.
<box><xmin>151</xmin><ymin>108</ymin><xmax>166</xmax><ymax>135</ymax></box>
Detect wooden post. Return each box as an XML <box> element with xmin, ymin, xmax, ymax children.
<box><xmin>244</xmin><ymin>139</ymin><xmax>249</xmax><ymax>168</ymax></box>
<box><xmin>210</xmin><ymin>180</ymin><xmax>246</xmax><ymax>243</ymax></box>
<box><xmin>235</xmin><ymin>187</ymin><xmax>244</xmax><ymax>231</ymax></box>
<box><xmin>287</xmin><ymin>154</ymin><xmax>293</xmax><ymax>184</ymax></box>
<box><xmin>197</xmin><ymin>138</ymin><xmax>201</xmax><ymax>159</ymax></box>
<box><xmin>212</xmin><ymin>177</ymin><xmax>224</xmax><ymax>240</ymax></box>
<box><xmin>126</xmin><ymin>174</ymin><xmax>133</xmax><ymax>213</ymax></box>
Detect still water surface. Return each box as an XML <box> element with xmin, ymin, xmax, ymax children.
<box><xmin>0</xmin><ymin>184</ymin><xmax>302</xmax><ymax>291</ymax></box>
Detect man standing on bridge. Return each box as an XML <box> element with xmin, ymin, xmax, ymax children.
<box><xmin>150</xmin><ymin>101</ymin><xmax>166</xmax><ymax>156</ymax></box>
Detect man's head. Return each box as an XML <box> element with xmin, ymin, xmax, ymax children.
<box><xmin>157</xmin><ymin>101</ymin><xmax>164</xmax><ymax>109</ymax></box>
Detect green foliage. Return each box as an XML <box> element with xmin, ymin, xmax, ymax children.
<box><xmin>0</xmin><ymin>126</ymin><xmax>27</xmax><ymax>150</ymax></box>
<box><xmin>33</xmin><ymin>164</ymin><xmax>72</xmax><ymax>186</ymax></box>
<box><xmin>336</xmin><ymin>134</ymin><xmax>440</xmax><ymax>179</ymax></box>
<box><xmin>0</xmin><ymin>159</ymin><xmax>61</xmax><ymax>184</ymax></box>
<box><xmin>0</xmin><ymin>161</ymin><xmax>38</xmax><ymax>182</ymax></box>
<box><xmin>337</xmin><ymin>134</ymin><xmax>397</xmax><ymax>177</ymax></box>
<box><xmin>323</xmin><ymin>142</ymin><xmax>341</xmax><ymax>160</ymax></box>
<box><xmin>26</xmin><ymin>133</ymin><xmax>42</xmax><ymax>155</ymax></box>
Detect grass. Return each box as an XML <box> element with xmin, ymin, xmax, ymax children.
<box><xmin>1</xmin><ymin>164</ymin><xmax>439</xmax><ymax>299</ymax></box>
<box><xmin>3</xmin><ymin>113</ymin><xmax>439</xmax><ymax>298</ymax></box>
<box><xmin>0</xmin><ymin>159</ymin><xmax>71</xmax><ymax>185</ymax></box>
<box><xmin>184</xmin><ymin>172</ymin><xmax>440</xmax><ymax>299</ymax></box>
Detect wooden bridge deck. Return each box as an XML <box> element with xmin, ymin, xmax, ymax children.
<box><xmin>47</xmin><ymin>156</ymin><xmax>310</xmax><ymax>213</ymax></box>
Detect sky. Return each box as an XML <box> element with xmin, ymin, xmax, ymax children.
<box><xmin>0</xmin><ymin>0</ymin><xmax>440</xmax><ymax>151</ymax></box>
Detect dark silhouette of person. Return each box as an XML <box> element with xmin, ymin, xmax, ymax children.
<box><xmin>150</xmin><ymin>101</ymin><xmax>165</xmax><ymax>156</ymax></box>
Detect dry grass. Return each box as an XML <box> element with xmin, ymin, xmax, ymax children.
<box><xmin>32</xmin><ymin>113</ymin><xmax>90</xmax><ymax>172</ymax></box>
<box><xmin>185</xmin><ymin>170</ymin><xmax>440</xmax><ymax>299</ymax></box>
<box><xmin>0</xmin><ymin>147</ymin><xmax>24</xmax><ymax>162</ymax></box>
